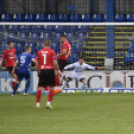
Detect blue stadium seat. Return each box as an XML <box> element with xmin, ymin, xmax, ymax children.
<box><xmin>51</xmin><ymin>33</ymin><xmax>61</xmax><ymax>43</ymax></box>
<box><xmin>14</xmin><ymin>43</ymin><xmax>24</xmax><ymax>53</ymax></box>
<box><xmin>70</xmin><ymin>14</ymin><xmax>81</xmax><ymax>22</ymax></box>
<box><xmin>28</xmin><ymin>32</ymin><xmax>39</xmax><ymax>41</ymax></box>
<box><xmin>20</xmin><ymin>25</ymin><xmax>31</xmax><ymax>33</ymax></box>
<box><xmin>75</xmin><ymin>33</ymin><xmax>85</xmax><ymax>42</ymax></box>
<box><xmin>82</xmin><ymin>14</ymin><xmax>92</xmax><ymax>22</ymax></box>
<box><xmin>115</xmin><ymin>14</ymin><xmax>126</xmax><ymax>22</ymax></box>
<box><xmin>44</xmin><ymin>26</ymin><xmax>55</xmax><ymax>32</ymax></box>
<box><xmin>8</xmin><ymin>25</ymin><xmax>20</xmax><ymax>32</ymax></box>
<box><xmin>17</xmin><ymin>32</ymin><xmax>27</xmax><ymax>43</ymax></box>
<box><xmin>25</xmin><ymin>14</ymin><xmax>35</xmax><ymax>22</ymax></box>
<box><xmin>126</xmin><ymin>14</ymin><xmax>134</xmax><ymax>22</ymax></box>
<box><xmin>35</xmin><ymin>14</ymin><xmax>46</xmax><ymax>22</ymax></box>
<box><xmin>93</xmin><ymin>14</ymin><xmax>104</xmax><ymax>22</ymax></box>
<box><xmin>25</xmin><ymin>42</ymin><xmax>37</xmax><ymax>53</ymax></box>
<box><xmin>59</xmin><ymin>14</ymin><xmax>69</xmax><ymax>22</ymax></box>
<box><xmin>65</xmin><ymin>33</ymin><xmax>73</xmax><ymax>43</ymax></box>
<box><xmin>37</xmin><ymin>42</ymin><xmax>43</xmax><ymax>51</ymax></box>
<box><xmin>0</xmin><ymin>26</ymin><xmax>8</xmax><ymax>32</ymax></box>
<box><xmin>55</xmin><ymin>26</ymin><xmax>65</xmax><ymax>33</ymax></box>
<box><xmin>50</xmin><ymin>43</ymin><xmax>58</xmax><ymax>53</ymax></box>
<box><xmin>47</xmin><ymin>14</ymin><xmax>58</xmax><ymax>22</ymax></box>
<box><xmin>65</xmin><ymin>26</ymin><xmax>77</xmax><ymax>33</ymax></box>
<box><xmin>32</xmin><ymin>25</ymin><xmax>44</xmax><ymax>32</ymax></box>
<box><xmin>13</xmin><ymin>14</ymin><xmax>24</xmax><ymax>22</ymax></box>
<box><xmin>77</xmin><ymin>26</ymin><xmax>88</xmax><ymax>33</ymax></box>
<box><xmin>40</xmin><ymin>32</ymin><xmax>51</xmax><ymax>42</ymax></box>
<box><xmin>7</xmin><ymin>32</ymin><xmax>16</xmax><ymax>42</ymax></box>
<box><xmin>0</xmin><ymin>43</ymin><xmax>7</xmax><ymax>52</ymax></box>
<box><xmin>1</xmin><ymin>14</ymin><xmax>13</xmax><ymax>22</ymax></box>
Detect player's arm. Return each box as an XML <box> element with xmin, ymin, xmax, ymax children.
<box><xmin>31</xmin><ymin>58</ymin><xmax>36</xmax><ymax>63</ymax></box>
<box><xmin>57</xmin><ymin>49</ymin><xmax>67</xmax><ymax>58</ymax></box>
<box><xmin>11</xmin><ymin>61</ymin><xmax>19</xmax><ymax>76</ymax></box>
<box><xmin>68</xmin><ymin>51</ymin><xmax>71</xmax><ymax>57</ymax></box>
<box><xmin>53</xmin><ymin>60</ymin><xmax>62</xmax><ymax>77</ymax></box>
<box><xmin>0</xmin><ymin>58</ymin><xmax>4</xmax><ymax>68</ymax></box>
<box><xmin>87</xmin><ymin>64</ymin><xmax>100</xmax><ymax>70</ymax></box>
<box><xmin>35</xmin><ymin>60</ymin><xmax>40</xmax><ymax>77</ymax></box>
<box><xmin>64</xmin><ymin>63</ymin><xmax>74</xmax><ymax>70</ymax></box>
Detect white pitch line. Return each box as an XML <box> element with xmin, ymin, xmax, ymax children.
<box><xmin>0</xmin><ymin>126</ymin><xmax>134</xmax><ymax>130</ymax></box>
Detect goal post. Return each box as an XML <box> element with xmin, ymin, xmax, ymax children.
<box><xmin>0</xmin><ymin>22</ymin><xmax>134</xmax><ymax>92</ymax></box>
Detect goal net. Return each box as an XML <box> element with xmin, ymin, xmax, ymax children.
<box><xmin>0</xmin><ymin>22</ymin><xmax>134</xmax><ymax>91</ymax></box>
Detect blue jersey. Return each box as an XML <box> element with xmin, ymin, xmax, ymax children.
<box><xmin>18</xmin><ymin>52</ymin><xmax>34</xmax><ymax>72</ymax></box>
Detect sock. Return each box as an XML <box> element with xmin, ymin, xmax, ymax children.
<box><xmin>25</xmin><ymin>80</ymin><xmax>31</xmax><ymax>93</ymax></box>
<box><xmin>47</xmin><ymin>101</ymin><xmax>50</xmax><ymax>106</ymax></box>
<box><xmin>55</xmin><ymin>75</ymin><xmax>60</xmax><ymax>86</ymax></box>
<box><xmin>81</xmin><ymin>83</ymin><xmax>87</xmax><ymax>90</ymax></box>
<box><xmin>12</xmin><ymin>79</ymin><xmax>16</xmax><ymax>90</ymax></box>
<box><xmin>48</xmin><ymin>90</ymin><xmax>54</xmax><ymax>103</ymax></box>
<box><xmin>13</xmin><ymin>83</ymin><xmax>19</xmax><ymax>95</ymax></box>
<box><xmin>36</xmin><ymin>89</ymin><xmax>42</xmax><ymax>103</ymax></box>
<box><xmin>61</xmin><ymin>82</ymin><xmax>67</xmax><ymax>90</ymax></box>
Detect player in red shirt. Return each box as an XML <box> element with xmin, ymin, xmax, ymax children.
<box><xmin>52</xmin><ymin>34</ymin><xmax>71</xmax><ymax>94</ymax></box>
<box><xmin>57</xmin><ymin>34</ymin><xmax>71</xmax><ymax>72</ymax></box>
<box><xmin>0</xmin><ymin>41</ymin><xmax>18</xmax><ymax>92</ymax></box>
<box><xmin>36</xmin><ymin>39</ymin><xmax>61</xmax><ymax>109</ymax></box>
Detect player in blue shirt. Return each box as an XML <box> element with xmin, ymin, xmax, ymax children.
<box><xmin>11</xmin><ymin>46</ymin><xmax>36</xmax><ymax>96</ymax></box>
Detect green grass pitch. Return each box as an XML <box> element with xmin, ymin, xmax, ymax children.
<box><xmin>0</xmin><ymin>93</ymin><xmax>134</xmax><ymax>134</ymax></box>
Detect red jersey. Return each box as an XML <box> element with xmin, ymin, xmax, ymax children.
<box><xmin>59</xmin><ymin>42</ymin><xmax>71</xmax><ymax>61</ymax></box>
<box><xmin>1</xmin><ymin>49</ymin><xmax>16</xmax><ymax>68</ymax></box>
<box><xmin>36</xmin><ymin>48</ymin><xmax>57</xmax><ymax>70</ymax></box>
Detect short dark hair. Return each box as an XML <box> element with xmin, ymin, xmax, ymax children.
<box><xmin>24</xmin><ymin>46</ymin><xmax>31</xmax><ymax>51</ymax></box>
<box><xmin>7</xmin><ymin>41</ymin><xmax>13</xmax><ymax>45</ymax></box>
<box><xmin>44</xmin><ymin>39</ymin><xmax>51</xmax><ymax>46</ymax></box>
<box><xmin>60</xmin><ymin>34</ymin><xmax>67</xmax><ymax>38</ymax></box>
<box><xmin>79</xmin><ymin>57</ymin><xmax>84</xmax><ymax>59</ymax></box>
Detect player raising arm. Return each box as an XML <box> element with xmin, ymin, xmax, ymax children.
<box><xmin>36</xmin><ymin>39</ymin><xmax>61</xmax><ymax>109</ymax></box>
<box><xmin>62</xmin><ymin>57</ymin><xmax>100</xmax><ymax>92</ymax></box>
<box><xmin>0</xmin><ymin>41</ymin><xmax>18</xmax><ymax>91</ymax></box>
<box><xmin>11</xmin><ymin>46</ymin><xmax>36</xmax><ymax>96</ymax></box>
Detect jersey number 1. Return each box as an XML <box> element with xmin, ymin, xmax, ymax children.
<box><xmin>43</xmin><ymin>54</ymin><xmax>47</xmax><ymax>65</ymax></box>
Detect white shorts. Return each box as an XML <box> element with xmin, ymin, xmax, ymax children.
<box><xmin>67</xmin><ymin>71</ymin><xmax>85</xmax><ymax>82</ymax></box>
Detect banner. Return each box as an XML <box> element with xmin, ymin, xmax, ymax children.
<box><xmin>0</xmin><ymin>70</ymin><xmax>134</xmax><ymax>93</ymax></box>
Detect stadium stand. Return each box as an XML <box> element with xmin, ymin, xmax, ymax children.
<box><xmin>1</xmin><ymin>14</ymin><xmax>13</xmax><ymax>22</ymax></box>
<box><xmin>115</xmin><ymin>14</ymin><xmax>126</xmax><ymax>22</ymax></box>
<box><xmin>93</xmin><ymin>14</ymin><xmax>104</xmax><ymax>22</ymax></box>
<box><xmin>59</xmin><ymin>14</ymin><xmax>70</xmax><ymax>22</ymax></box>
<box><xmin>35</xmin><ymin>14</ymin><xmax>46</xmax><ymax>22</ymax></box>
<box><xmin>13</xmin><ymin>14</ymin><xmax>24</xmax><ymax>22</ymax></box>
<box><xmin>47</xmin><ymin>14</ymin><xmax>58</xmax><ymax>22</ymax></box>
<box><xmin>8</xmin><ymin>25</ymin><xmax>20</xmax><ymax>33</ymax></box>
<box><xmin>70</xmin><ymin>14</ymin><xmax>81</xmax><ymax>22</ymax></box>
<box><xmin>126</xmin><ymin>14</ymin><xmax>134</xmax><ymax>22</ymax></box>
<box><xmin>82</xmin><ymin>14</ymin><xmax>92</xmax><ymax>22</ymax></box>
<box><xmin>20</xmin><ymin>26</ymin><xmax>31</xmax><ymax>33</ymax></box>
<box><xmin>32</xmin><ymin>26</ymin><xmax>44</xmax><ymax>32</ymax></box>
<box><xmin>25</xmin><ymin>14</ymin><xmax>35</xmax><ymax>22</ymax></box>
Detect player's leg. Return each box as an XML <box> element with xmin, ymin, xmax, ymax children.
<box><xmin>46</xmin><ymin>69</ymin><xmax>55</xmax><ymax>109</ymax></box>
<box><xmin>24</xmin><ymin>72</ymin><xmax>31</xmax><ymax>95</ymax></box>
<box><xmin>44</xmin><ymin>86</ymin><xmax>50</xmax><ymax>96</ymax></box>
<box><xmin>61</xmin><ymin>77</ymin><xmax>71</xmax><ymax>90</ymax></box>
<box><xmin>80</xmin><ymin>78</ymin><xmax>87</xmax><ymax>92</ymax></box>
<box><xmin>12</xmin><ymin>71</ymin><xmax>23</xmax><ymax>96</ymax></box>
<box><xmin>36</xmin><ymin>70</ymin><xmax>47</xmax><ymax>108</ymax></box>
<box><xmin>54</xmin><ymin>70</ymin><xmax>62</xmax><ymax>95</ymax></box>
<box><xmin>7</xmin><ymin>67</ymin><xmax>18</xmax><ymax>91</ymax></box>
<box><xmin>36</xmin><ymin>86</ymin><xmax>43</xmax><ymax>108</ymax></box>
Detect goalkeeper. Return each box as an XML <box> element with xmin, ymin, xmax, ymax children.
<box><xmin>62</xmin><ymin>57</ymin><xmax>100</xmax><ymax>92</ymax></box>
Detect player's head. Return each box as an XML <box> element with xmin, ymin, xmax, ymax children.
<box><xmin>7</xmin><ymin>41</ymin><xmax>14</xmax><ymax>49</ymax></box>
<box><xmin>79</xmin><ymin>57</ymin><xmax>84</xmax><ymax>65</ymax></box>
<box><xmin>24</xmin><ymin>46</ymin><xmax>31</xmax><ymax>53</ymax></box>
<box><xmin>43</xmin><ymin>39</ymin><xmax>51</xmax><ymax>47</ymax></box>
<box><xmin>60</xmin><ymin>34</ymin><xmax>67</xmax><ymax>43</ymax></box>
